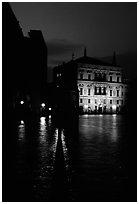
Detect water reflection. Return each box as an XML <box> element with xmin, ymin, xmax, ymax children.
<box><xmin>14</xmin><ymin>115</ymin><xmax>128</xmax><ymax>201</ymax></box>
<box><xmin>61</xmin><ymin>129</ymin><xmax>69</xmax><ymax>169</ymax></box>
<box><xmin>18</xmin><ymin>120</ymin><xmax>25</xmax><ymax>143</ymax></box>
<box><xmin>33</xmin><ymin>117</ymin><xmax>59</xmax><ymax>201</ymax></box>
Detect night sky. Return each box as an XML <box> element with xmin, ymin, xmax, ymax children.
<box><xmin>10</xmin><ymin>2</ymin><xmax>137</xmax><ymax>81</ymax></box>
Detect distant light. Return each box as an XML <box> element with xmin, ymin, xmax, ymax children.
<box><xmin>21</xmin><ymin>120</ymin><xmax>24</xmax><ymax>124</ymax></box>
<box><xmin>49</xmin><ymin>108</ymin><xmax>51</xmax><ymax>111</ymax></box>
<box><xmin>20</xmin><ymin>101</ymin><xmax>24</xmax><ymax>105</ymax></box>
<box><xmin>49</xmin><ymin>115</ymin><xmax>51</xmax><ymax>118</ymax></box>
<box><xmin>113</xmin><ymin>114</ymin><xmax>117</xmax><ymax>117</ymax></box>
<box><xmin>41</xmin><ymin>103</ymin><xmax>45</xmax><ymax>108</ymax></box>
<box><xmin>99</xmin><ymin>114</ymin><xmax>103</xmax><ymax>117</ymax></box>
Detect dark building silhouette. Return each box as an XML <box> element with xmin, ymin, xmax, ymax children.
<box><xmin>3</xmin><ymin>3</ymin><xmax>48</xmax><ymax>116</ymax></box>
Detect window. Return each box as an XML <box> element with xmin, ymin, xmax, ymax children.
<box><xmin>117</xmin><ymin>77</ymin><xmax>119</xmax><ymax>82</ymax></box>
<box><xmin>117</xmin><ymin>90</ymin><xmax>119</xmax><ymax>97</ymax></box>
<box><xmin>97</xmin><ymin>87</ymin><xmax>99</xmax><ymax>94</ymax></box>
<box><xmin>110</xmin><ymin>100</ymin><xmax>112</xmax><ymax>104</ymax></box>
<box><xmin>80</xmin><ymin>98</ymin><xmax>83</xmax><ymax>103</ymax></box>
<box><xmin>117</xmin><ymin>100</ymin><xmax>119</xmax><ymax>104</ymax></box>
<box><xmin>80</xmin><ymin>88</ymin><xmax>83</xmax><ymax>95</ymax></box>
<box><xmin>88</xmin><ymin>88</ymin><xmax>91</xmax><ymax>95</ymax></box>
<box><xmin>110</xmin><ymin>76</ymin><xmax>112</xmax><ymax>82</ymax></box>
<box><xmin>110</xmin><ymin>90</ymin><xmax>112</xmax><ymax>96</ymax></box>
<box><xmin>88</xmin><ymin>99</ymin><xmax>90</xmax><ymax>103</ymax></box>
<box><xmin>95</xmin><ymin>99</ymin><xmax>97</xmax><ymax>104</ymax></box>
<box><xmin>101</xmin><ymin>87</ymin><xmax>104</xmax><ymax>94</ymax></box>
<box><xmin>88</xmin><ymin>74</ymin><xmax>91</xmax><ymax>80</ymax></box>
<box><xmin>80</xmin><ymin>73</ymin><xmax>83</xmax><ymax>80</ymax></box>
<box><xmin>104</xmin><ymin>99</ymin><xmax>106</xmax><ymax>104</ymax></box>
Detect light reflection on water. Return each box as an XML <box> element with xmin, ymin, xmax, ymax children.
<box><xmin>18</xmin><ymin>120</ymin><xmax>25</xmax><ymax>142</ymax></box>
<box><xmin>33</xmin><ymin>117</ymin><xmax>58</xmax><ymax>200</ymax></box>
<box><xmin>16</xmin><ymin>115</ymin><xmax>127</xmax><ymax>201</ymax></box>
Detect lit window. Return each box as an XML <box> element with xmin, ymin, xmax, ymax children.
<box><xmin>97</xmin><ymin>87</ymin><xmax>99</xmax><ymax>94</ymax></box>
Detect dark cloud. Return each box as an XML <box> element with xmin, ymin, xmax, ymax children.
<box><xmin>47</xmin><ymin>38</ymin><xmax>84</xmax><ymax>56</ymax></box>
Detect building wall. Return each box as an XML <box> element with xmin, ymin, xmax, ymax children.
<box><xmin>77</xmin><ymin>64</ymin><xmax>127</xmax><ymax>113</ymax></box>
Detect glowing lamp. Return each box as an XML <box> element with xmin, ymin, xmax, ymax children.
<box><xmin>20</xmin><ymin>101</ymin><xmax>24</xmax><ymax>105</ymax></box>
<box><xmin>21</xmin><ymin>120</ymin><xmax>24</xmax><ymax>124</ymax></box>
<box><xmin>49</xmin><ymin>108</ymin><xmax>51</xmax><ymax>111</ymax></box>
<box><xmin>41</xmin><ymin>103</ymin><xmax>45</xmax><ymax>108</ymax></box>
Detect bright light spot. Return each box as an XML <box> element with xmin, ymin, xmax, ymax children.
<box><xmin>113</xmin><ymin>114</ymin><xmax>117</xmax><ymax>117</ymax></box>
<box><xmin>49</xmin><ymin>115</ymin><xmax>51</xmax><ymax>118</ymax></box>
<box><xmin>112</xmin><ymin>105</ymin><xmax>116</xmax><ymax>110</ymax></box>
<box><xmin>20</xmin><ymin>101</ymin><xmax>24</xmax><ymax>105</ymax></box>
<box><xmin>49</xmin><ymin>107</ymin><xmax>51</xmax><ymax>111</ymax></box>
<box><xmin>84</xmin><ymin>104</ymin><xmax>88</xmax><ymax>109</ymax></box>
<box><xmin>99</xmin><ymin>114</ymin><xmax>103</xmax><ymax>117</ymax></box>
<box><xmin>40</xmin><ymin>117</ymin><xmax>46</xmax><ymax>125</ymax></box>
<box><xmin>41</xmin><ymin>103</ymin><xmax>45</xmax><ymax>108</ymax></box>
<box><xmin>21</xmin><ymin>120</ymin><xmax>24</xmax><ymax>124</ymax></box>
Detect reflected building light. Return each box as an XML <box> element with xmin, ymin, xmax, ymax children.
<box><xmin>113</xmin><ymin>114</ymin><xmax>117</xmax><ymax>117</ymax></box>
<box><xmin>61</xmin><ymin>129</ymin><xmax>69</xmax><ymax>169</ymax></box>
<box><xmin>111</xmin><ymin>128</ymin><xmax>118</xmax><ymax>142</ymax></box>
<box><xmin>99</xmin><ymin>114</ymin><xmax>103</xmax><ymax>117</ymax></box>
<box><xmin>52</xmin><ymin>128</ymin><xmax>58</xmax><ymax>156</ymax></box>
<box><xmin>18</xmin><ymin>122</ymin><xmax>25</xmax><ymax>141</ymax></box>
<box><xmin>39</xmin><ymin>117</ymin><xmax>46</xmax><ymax>143</ymax></box>
<box><xmin>40</xmin><ymin>117</ymin><xmax>46</xmax><ymax>125</ymax></box>
<box><xmin>20</xmin><ymin>100</ymin><xmax>24</xmax><ymax>105</ymax></box>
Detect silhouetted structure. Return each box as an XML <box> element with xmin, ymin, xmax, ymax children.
<box><xmin>3</xmin><ymin>3</ymin><xmax>48</xmax><ymax>117</ymax></box>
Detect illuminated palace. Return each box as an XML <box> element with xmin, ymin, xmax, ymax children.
<box><xmin>54</xmin><ymin>49</ymin><xmax>128</xmax><ymax>114</ymax></box>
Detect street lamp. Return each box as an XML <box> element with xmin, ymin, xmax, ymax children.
<box><xmin>20</xmin><ymin>101</ymin><xmax>24</xmax><ymax>105</ymax></box>
<box><xmin>41</xmin><ymin>103</ymin><xmax>45</xmax><ymax>108</ymax></box>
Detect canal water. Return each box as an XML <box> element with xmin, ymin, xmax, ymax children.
<box><xmin>3</xmin><ymin>114</ymin><xmax>136</xmax><ymax>201</ymax></box>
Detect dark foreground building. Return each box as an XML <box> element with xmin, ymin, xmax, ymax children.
<box><xmin>3</xmin><ymin>3</ymin><xmax>48</xmax><ymax>117</ymax></box>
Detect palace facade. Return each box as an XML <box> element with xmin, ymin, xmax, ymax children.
<box><xmin>54</xmin><ymin>49</ymin><xmax>128</xmax><ymax>114</ymax></box>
